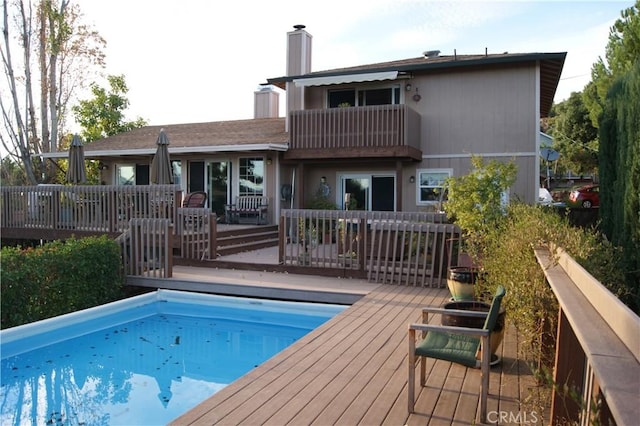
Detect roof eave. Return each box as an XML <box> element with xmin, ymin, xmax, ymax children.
<box><xmin>37</xmin><ymin>143</ymin><xmax>290</xmax><ymax>159</ymax></box>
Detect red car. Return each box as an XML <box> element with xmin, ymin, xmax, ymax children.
<box><xmin>569</xmin><ymin>184</ymin><xmax>599</xmax><ymax>208</ymax></box>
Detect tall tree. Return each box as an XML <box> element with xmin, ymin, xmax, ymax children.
<box><xmin>1</xmin><ymin>0</ymin><xmax>105</xmax><ymax>184</ymax></box>
<box><xmin>599</xmin><ymin>62</ymin><xmax>640</xmax><ymax>310</ymax></box>
<box><xmin>72</xmin><ymin>75</ymin><xmax>147</xmax><ymax>142</ymax></box>
<box><xmin>583</xmin><ymin>1</ymin><xmax>640</xmax><ymax>128</ymax></box>
<box><xmin>548</xmin><ymin>92</ymin><xmax>599</xmax><ymax>177</ymax></box>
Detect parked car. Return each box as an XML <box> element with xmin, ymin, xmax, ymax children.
<box><xmin>538</xmin><ymin>188</ymin><xmax>553</xmax><ymax>206</ymax></box>
<box><xmin>538</xmin><ymin>187</ymin><xmax>566</xmax><ymax>208</ymax></box>
<box><xmin>569</xmin><ymin>184</ymin><xmax>599</xmax><ymax>208</ymax></box>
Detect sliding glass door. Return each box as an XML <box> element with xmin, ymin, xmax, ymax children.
<box><xmin>340</xmin><ymin>173</ymin><xmax>395</xmax><ymax>211</ymax></box>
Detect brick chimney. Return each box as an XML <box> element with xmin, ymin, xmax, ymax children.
<box><xmin>254</xmin><ymin>85</ymin><xmax>280</xmax><ymax>119</ymax></box>
<box><xmin>286</xmin><ymin>25</ymin><xmax>312</xmax><ymax>117</ymax></box>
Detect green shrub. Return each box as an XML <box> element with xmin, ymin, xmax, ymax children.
<box><xmin>1</xmin><ymin>236</ymin><xmax>125</xmax><ymax>329</ymax></box>
<box><xmin>479</xmin><ymin>203</ymin><xmax>630</xmax><ymax>413</ymax></box>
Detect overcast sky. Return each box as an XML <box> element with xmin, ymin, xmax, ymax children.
<box><xmin>78</xmin><ymin>0</ymin><xmax>631</xmax><ymax>127</ymax></box>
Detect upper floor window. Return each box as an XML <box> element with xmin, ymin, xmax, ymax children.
<box><xmin>328</xmin><ymin>86</ymin><xmax>401</xmax><ymax>108</ymax></box>
<box><xmin>239</xmin><ymin>157</ymin><xmax>264</xmax><ymax>196</ymax></box>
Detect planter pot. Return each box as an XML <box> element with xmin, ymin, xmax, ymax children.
<box><xmin>441</xmin><ymin>300</ymin><xmax>506</xmax><ymax>363</ymax></box>
<box><xmin>447</xmin><ymin>266</ymin><xmax>479</xmax><ymax>301</ymax></box>
<box><xmin>298</xmin><ymin>252</ymin><xmax>311</xmax><ymax>266</ymax></box>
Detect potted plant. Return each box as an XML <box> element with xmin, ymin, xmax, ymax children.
<box><xmin>443</xmin><ymin>155</ymin><xmax>517</xmax><ymax>300</ymax></box>
<box><xmin>308</xmin><ymin>193</ymin><xmax>338</xmax><ymax>244</ymax></box>
<box><xmin>297</xmin><ymin>218</ymin><xmax>317</xmax><ymax>265</ymax></box>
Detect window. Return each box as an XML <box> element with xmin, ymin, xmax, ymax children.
<box><xmin>328</xmin><ymin>86</ymin><xmax>400</xmax><ymax>108</ymax></box>
<box><xmin>416</xmin><ymin>169</ymin><xmax>452</xmax><ymax>204</ymax></box>
<box><xmin>239</xmin><ymin>157</ymin><xmax>264</xmax><ymax>196</ymax></box>
<box><xmin>116</xmin><ymin>164</ymin><xmax>135</xmax><ymax>185</ymax></box>
<box><xmin>328</xmin><ymin>89</ymin><xmax>356</xmax><ymax>108</ymax></box>
<box><xmin>171</xmin><ymin>160</ymin><xmax>182</xmax><ymax>186</ymax></box>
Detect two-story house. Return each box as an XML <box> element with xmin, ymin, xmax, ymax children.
<box><xmin>272</xmin><ymin>25</ymin><xmax>565</xmax><ymax>213</ymax></box>
<box><xmin>42</xmin><ymin>25</ymin><xmax>565</xmax><ymax>223</ymax></box>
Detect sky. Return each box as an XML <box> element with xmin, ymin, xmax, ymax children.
<box><xmin>77</xmin><ymin>0</ymin><xmax>631</xmax><ymax>127</ymax></box>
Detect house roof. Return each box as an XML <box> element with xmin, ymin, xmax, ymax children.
<box><xmin>42</xmin><ymin>117</ymin><xmax>288</xmax><ymax>159</ymax></box>
<box><xmin>267</xmin><ymin>52</ymin><xmax>567</xmax><ymax>118</ymax></box>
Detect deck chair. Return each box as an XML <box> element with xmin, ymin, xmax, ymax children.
<box><xmin>182</xmin><ymin>191</ymin><xmax>207</xmax><ymax>208</ymax></box>
<box><xmin>408</xmin><ymin>285</ymin><xmax>506</xmax><ymax>423</ymax></box>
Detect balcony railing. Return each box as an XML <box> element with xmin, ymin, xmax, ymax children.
<box><xmin>287</xmin><ymin>104</ymin><xmax>422</xmax><ymax>160</ymax></box>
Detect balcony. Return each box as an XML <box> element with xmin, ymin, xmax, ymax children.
<box><xmin>286</xmin><ymin>104</ymin><xmax>422</xmax><ymax>161</ymax></box>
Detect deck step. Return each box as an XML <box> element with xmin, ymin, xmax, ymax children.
<box><xmin>216</xmin><ymin>238</ymin><xmax>279</xmax><ymax>257</ymax></box>
<box><xmin>215</xmin><ymin>225</ymin><xmax>279</xmax><ymax>256</ymax></box>
<box><xmin>217</xmin><ymin>230</ymin><xmax>279</xmax><ymax>247</ymax></box>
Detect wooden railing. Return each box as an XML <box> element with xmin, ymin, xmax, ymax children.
<box><xmin>175</xmin><ymin>208</ymin><xmax>216</xmax><ymax>261</ymax></box>
<box><xmin>118</xmin><ymin>218</ymin><xmax>173</xmax><ymax>278</ymax></box>
<box><xmin>288</xmin><ymin>105</ymin><xmax>422</xmax><ymax>159</ymax></box>
<box><xmin>1</xmin><ymin>185</ymin><xmax>181</xmax><ymax>235</ymax></box>
<box><xmin>535</xmin><ymin>247</ymin><xmax>640</xmax><ymax>425</ymax></box>
<box><xmin>279</xmin><ymin>210</ymin><xmax>457</xmax><ymax>286</ymax></box>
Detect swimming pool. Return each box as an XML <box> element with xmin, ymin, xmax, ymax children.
<box><xmin>0</xmin><ymin>290</ymin><xmax>345</xmax><ymax>425</ymax></box>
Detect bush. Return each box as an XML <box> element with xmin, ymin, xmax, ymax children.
<box><xmin>1</xmin><ymin>236</ymin><xmax>125</xmax><ymax>329</ymax></box>
<box><xmin>479</xmin><ymin>203</ymin><xmax>630</xmax><ymax>413</ymax></box>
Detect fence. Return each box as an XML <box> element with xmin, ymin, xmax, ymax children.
<box><xmin>279</xmin><ymin>209</ymin><xmax>457</xmax><ymax>286</ymax></box>
<box><xmin>118</xmin><ymin>218</ymin><xmax>173</xmax><ymax>278</ymax></box>
<box><xmin>175</xmin><ymin>208</ymin><xmax>216</xmax><ymax>261</ymax></box>
<box><xmin>535</xmin><ymin>247</ymin><xmax>640</xmax><ymax>425</ymax></box>
<box><xmin>1</xmin><ymin>184</ymin><xmax>181</xmax><ymax>234</ymax></box>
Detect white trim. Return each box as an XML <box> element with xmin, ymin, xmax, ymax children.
<box><xmin>37</xmin><ymin>143</ymin><xmax>289</xmax><ymax>159</ymax></box>
<box><xmin>422</xmin><ymin>152</ymin><xmax>537</xmax><ymax>159</ymax></box>
<box><xmin>294</xmin><ymin>71</ymin><xmax>398</xmax><ymax>87</ymax></box>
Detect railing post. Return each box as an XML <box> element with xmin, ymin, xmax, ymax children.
<box><xmin>358</xmin><ymin>218</ymin><xmax>365</xmax><ymax>271</ymax></box>
<box><xmin>109</xmin><ymin>188</ymin><xmax>117</xmax><ymax>233</ymax></box>
<box><xmin>209</xmin><ymin>213</ymin><xmax>217</xmax><ymax>259</ymax></box>
<box><xmin>551</xmin><ymin>309</ymin><xmax>585</xmax><ymax>423</ymax></box>
<box><xmin>279</xmin><ymin>215</ymin><xmax>285</xmax><ymax>264</ymax></box>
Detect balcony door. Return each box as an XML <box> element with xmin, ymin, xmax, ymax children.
<box><xmin>339</xmin><ymin>173</ymin><xmax>395</xmax><ymax>211</ymax></box>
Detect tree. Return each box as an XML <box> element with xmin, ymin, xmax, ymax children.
<box><xmin>72</xmin><ymin>75</ymin><xmax>146</xmax><ymax>142</ymax></box>
<box><xmin>1</xmin><ymin>0</ymin><xmax>105</xmax><ymax>184</ymax></box>
<box><xmin>583</xmin><ymin>1</ymin><xmax>640</xmax><ymax>128</ymax></box>
<box><xmin>599</xmin><ymin>62</ymin><xmax>640</xmax><ymax>306</ymax></box>
<box><xmin>443</xmin><ymin>156</ymin><xmax>517</xmax><ymax>262</ymax></box>
<box><xmin>548</xmin><ymin>92</ymin><xmax>599</xmax><ymax>176</ymax></box>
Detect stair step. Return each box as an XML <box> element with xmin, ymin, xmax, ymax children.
<box><xmin>217</xmin><ymin>230</ymin><xmax>279</xmax><ymax>247</ymax></box>
<box><xmin>217</xmin><ymin>238</ymin><xmax>279</xmax><ymax>256</ymax></box>
<box><xmin>217</xmin><ymin>225</ymin><xmax>278</xmax><ymax>238</ymax></box>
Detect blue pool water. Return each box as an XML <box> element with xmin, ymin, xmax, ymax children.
<box><xmin>0</xmin><ymin>290</ymin><xmax>345</xmax><ymax>425</ymax></box>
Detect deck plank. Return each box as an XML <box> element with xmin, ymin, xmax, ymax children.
<box><xmin>170</xmin><ymin>284</ymin><xmax>539</xmax><ymax>426</ymax></box>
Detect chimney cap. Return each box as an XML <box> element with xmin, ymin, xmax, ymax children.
<box><xmin>293</xmin><ymin>24</ymin><xmax>306</xmax><ymax>30</ymax></box>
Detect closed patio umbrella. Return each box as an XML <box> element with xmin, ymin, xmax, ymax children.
<box><xmin>150</xmin><ymin>129</ymin><xmax>174</xmax><ymax>184</ymax></box>
<box><xmin>66</xmin><ymin>134</ymin><xmax>86</xmax><ymax>184</ymax></box>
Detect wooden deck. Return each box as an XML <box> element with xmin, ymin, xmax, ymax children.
<box><xmin>170</xmin><ymin>284</ymin><xmax>543</xmax><ymax>425</ymax></box>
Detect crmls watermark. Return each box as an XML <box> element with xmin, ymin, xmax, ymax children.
<box><xmin>487</xmin><ymin>410</ymin><xmax>539</xmax><ymax>424</ymax></box>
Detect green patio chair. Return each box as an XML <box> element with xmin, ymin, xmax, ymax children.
<box><xmin>408</xmin><ymin>285</ymin><xmax>506</xmax><ymax>423</ymax></box>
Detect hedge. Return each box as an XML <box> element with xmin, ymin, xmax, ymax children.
<box><xmin>1</xmin><ymin>236</ymin><xmax>125</xmax><ymax>329</ymax></box>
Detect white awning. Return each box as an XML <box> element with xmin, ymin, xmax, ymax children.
<box><xmin>37</xmin><ymin>143</ymin><xmax>290</xmax><ymax>159</ymax></box>
<box><xmin>293</xmin><ymin>71</ymin><xmax>398</xmax><ymax>87</ymax></box>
